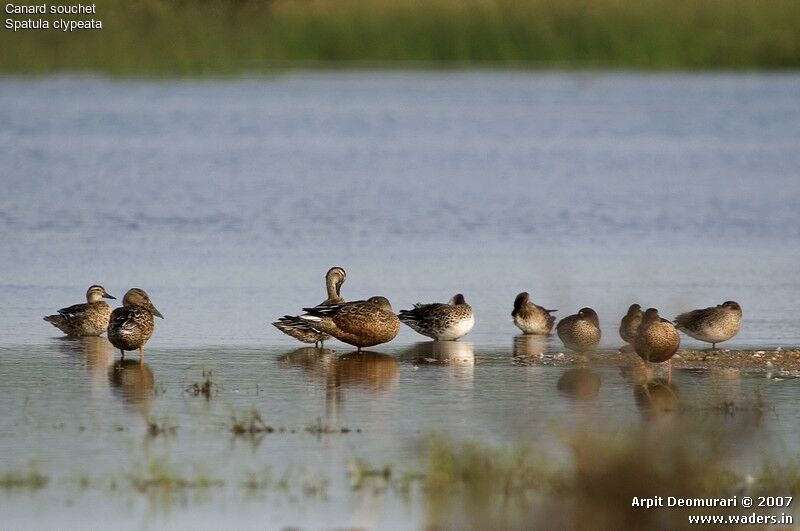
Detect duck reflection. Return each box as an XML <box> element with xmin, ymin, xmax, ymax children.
<box><xmin>332</xmin><ymin>351</ymin><xmax>400</xmax><ymax>391</ymax></box>
<box><xmin>108</xmin><ymin>359</ymin><xmax>155</xmax><ymax>417</ymax></box>
<box><xmin>512</xmin><ymin>334</ymin><xmax>548</xmax><ymax>359</ymax></box>
<box><xmin>398</xmin><ymin>341</ymin><xmax>475</xmax><ymax>377</ymax></box>
<box><xmin>557</xmin><ymin>367</ymin><xmax>601</xmax><ymax>401</ymax></box>
<box><xmin>278</xmin><ymin>347</ymin><xmax>337</xmax><ymax>378</ymax></box>
<box><xmin>279</xmin><ymin>347</ymin><xmax>399</xmax><ymax>425</ymax></box>
<box><xmin>279</xmin><ymin>348</ymin><xmax>399</xmax><ymax>390</ymax></box>
<box><xmin>54</xmin><ymin>336</ymin><xmax>114</xmax><ymax>397</ymax></box>
<box><xmin>634</xmin><ymin>378</ymin><xmax>680</xmax><ymax>418</ymax></box>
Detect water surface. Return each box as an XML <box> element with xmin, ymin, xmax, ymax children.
<box><xmin>1</xmin><ymin>72</ymin><xmax>799</xmax><ymax>528</ymax></box>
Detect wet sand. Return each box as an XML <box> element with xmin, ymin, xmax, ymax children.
<box><xmin>520</xmin><ymin>347</ymin><xmax>800</xmax><ymax>374</ymax></box>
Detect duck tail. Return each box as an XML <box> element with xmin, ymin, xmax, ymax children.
<box><xmin>44</xmin><ymin>314</ymin><xmax>69</xmax><ymax>333</ymax></box>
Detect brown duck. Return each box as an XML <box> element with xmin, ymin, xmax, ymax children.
<box><xmin>556</xmin><ymin>307</ymin><xmax>601</xmax><ymax>353</ymax></box>
<box><xmin>273</xmin><ymin>266</ymin><xmax>347</xmax><ymax>347</ymax></box>
<box><xmin>619</xmin><ymin>303</ymin><xmax>643</xmax><ymax>344</ymax></box>
<box><xmin>635</xmin><ymin>308</ymin><xmax>680</xmax><ymax>382</ymax></box>
<box><xmin>399</xmin><ymin>293</ymin><xmax>474</xmax><ymax>341</ymax></box>
<box><xmin>299</xmin><ymin>296</ymin><xmax>400</xmax><ymax>351</ymax></box>
<box><xmin>107</xmin><ymin>288</ymin><xmax>163</xmax><ymax>363</ymax></box>
<box><xmin>512</xmin><ymin>292</ymin><xmax>557</xmax><ymax>335</ymax></box>
<box><xmin>674</xmin><ymin>301</ymin><xmax>742</xmax><ymax>349</ymax></box>
<box><xmin>44</xmin><ymin>285</ymin><xmax>116</xmax><ymax>337</ymax></box>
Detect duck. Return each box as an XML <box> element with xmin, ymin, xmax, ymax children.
<box><xmin>556</xmin><ymin>307</ymin><xmax>601</xmax><ymax>353</ymax></box>
<box><xmin>273</xmin><ymin>266</ymin><xmax>347</xmax><ymax>347</ymax></box>
<box><xmin>107</xmin><ymin>288</ymin><xmax>163</xmax><ymax>363</ymax></box>
<box><xmin>44</xmin><ymin>284</ymin><xmax>116</xmax><ymax>337</ymax></box>
<box><xmin>299</xmin><ymin>296</ymin><xmax>399</xmax><ymax>351</ymax></box>
<box><xmin>398</xmin><ymin>293</ymin><xmax>474</xmax><ymax>341</ymax></box>
<box><xmin>634</xmin><ymin>308</ymin><xmax>680</xmax><ymax>367</ymax></box>
<box><xmin>511</xmin><ymin>292</ymin><xmax>556</xmax><ymax>335</ymax></box>
<box><xmin>619</xmin><ymin>303</ymin><xmax>644</xmax><ymax>344</ymax></box>
<box><xmin>674</xmin><ymin>301</ymin><xmax>742</xmax><ymax>349</ymax></box>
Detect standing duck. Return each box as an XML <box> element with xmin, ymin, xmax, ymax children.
<box><xmin>556</xmin><ymin>307</ymin><xmax>601</xmax><ymax>353</ymax></box>
<box><xmin>398</xmin><ymin>294</ymin><xmax>474</xmax><ymax>341</ymax></box>
<box><xmin>619</xmin><ymin>303</ymin><xmax>644</xmax><ymax>344</ymax></box>
<box><xmin>107</xmin><ymin>288</ymin><xmax>163</xmax><ymax>363</ymax></box>
<box><xmin>273</xmin><ymin>266</ymin><xmax>347</xmax><ymax>347</ymax></box>
<box><xmin>674</xmin><ymin>301</ymin><xmax>742</xmax><ymax>349</ymax></box>
<box><xmin>634</xmin><ymin>308</ymin><xmax>680</xmax><ymax>382</ymax></box>
<box><xmin>299</xmin><ymin>296</ymin><xmax>400</xmax><ymax>351</ymax></box>
<box><xmin>512</xmin><ymin>292</ymin><xmax>556</xmax><ymax>335</ymax></box>
<box><xmin>44</xmin><ymin>285</ymin><xmax>116</xmax><ymax>337</ymax></box>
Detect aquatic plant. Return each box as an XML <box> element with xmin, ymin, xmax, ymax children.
<box><xmin>185</xmin><ymin>368</ymin><xmax>218</xmax><ymax>400</ymax></box>
<box><xmin>0</xmin><ymin>462</ymin><xmax>49</xmax><ymax>490</ymax></box>
<box><xmin>229</xmin><ymin>409</ymin><xmax>274</xmax><ymax>437</ymax></box>
<box><xmin>420</xmin><ymin>422</ymin><xmax>797</xmax><ymax>530</ymax></box>
<box><xmin>146</xmin><ymin>416</ymin><xmax>179</xmax><ymax>438</ymax></box>
<box><xmin>127</xmin><ymin>459</ymin><xmax>223</xmax><ymax>494</ymax></box>
<box><xmin>2</xmin><ymin>0</ymin><xmax>799</xmax><ymax>74</ymax></box>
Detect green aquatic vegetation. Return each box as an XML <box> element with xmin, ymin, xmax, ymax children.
<box><xmin>230</xmin><ymin>409</ymin><xmax>274</xmax><ymax>437</ymax></box>
<box><xmin>185</xmin><ymin>368</ymin><xmax>218</xmax><ymax>400</ymax></box>
<box><xmin>2</xmin><ymin>0</ymin><xmax>799</xmax><ymax>74</ymax></box>
<box><xmin>127</xmin><ymin>459</ymin><xmax>224</xmax><ymax>494</ymax></box>
<box><xmin>347</xmin><ymin>459</ymin><xmax>392</xmax><ymax>491</ymax></box>
<box><xmin>146</xmin><ymin>417</ymin><xmax>178</xmax><ymax>438</ymax></box>
<box><xmin>420</xmin><ymin>424</ymin><xmax>798</xmax><ymax>530</ymax></box>
<box><xmin>241</xmin><ymin>467</ymin><xmax>272</xmax><ymax>492</ymax></box>
<box><xmin>0</xmin><ymin>462</ymin><xmax>49</xmax><ymax>490</ymax></box>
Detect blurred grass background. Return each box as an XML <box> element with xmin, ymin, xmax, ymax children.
<box><xmin>2</xmin><ymin>0</ymin><xmax>800</xmax><ymax>75</ymax></box>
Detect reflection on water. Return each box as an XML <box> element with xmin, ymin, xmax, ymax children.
<box><xmin>279</xmin><ymin>347</ymin><xmax>399</xmax><ymax>424</ymax></box>
<box><xmin>557</xmin><ymin>368</ymin><xmax>601</xmax><ymax>401</ymax></box>
<box><xmin>633</xmin><ymin>378</ymin><xmax>680</xmax><ymax>418</ymax></box>
<box><xmin>398</xmin><ymin>341</ymin><xmax>475</xmax><ymax>379</ymax></box>
<box><xmin>512</xmin><ymin>335</ymin><xmax>549</xmax><ymax>359</ymax></box>
<box><xmin>108</xmin><ymin>359</ymin><xmax>155</xmax><ymax>417</ymax></box>
<box><xmin>279</xmin><ymin>348</ymin><xmax>399</xmax><ymax>391</ymax></box>
<box><xmin>333</xmin><ymin>351</ymin><xmax>399</xmax><ymax>391</ymax></box>
<box><xmin>53</xmin><ymin>336</ymin><xmax>114</xmax><ymax>398</ymax></box>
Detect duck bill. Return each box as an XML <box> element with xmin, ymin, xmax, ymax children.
<box><xmin>150</xmin><ymin>304</ymin><xmax>164</xmax><ymax>319</ymax></box>
<box><xmin>104</xmin><ymin>293</ymin><xmax>117</xmax><ymax>300</ymax></box>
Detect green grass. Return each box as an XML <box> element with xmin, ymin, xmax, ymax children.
<box><xmin>2</xmin><ymin>0</ymin><xmax>799</xmax><ymax>75</ymax></box>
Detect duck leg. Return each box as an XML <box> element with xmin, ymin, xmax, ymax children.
<box><xmin>139</xmin><ymin>346</ymin><xmax>145</xmax><ymax>364</ymax></box>
<box><xmin>667</xmin><ymin>359</ymin><xmax>672</xmax><ymax>385</ymax></box>
<box><xmin>120</xmin><ymin>349</ymin><xmax>125</xmax><ymax>361</ymax></box>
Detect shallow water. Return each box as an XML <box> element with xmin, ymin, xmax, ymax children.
<box><xmin>1</xmin><ymin>72</ymin><xmax>799</xmax><ymax>528</ymax></box>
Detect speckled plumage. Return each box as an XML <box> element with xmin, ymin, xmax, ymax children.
<box><xmin>300</xmin><ymin>296</ymin><xmax>400</xmax><ymax>350</ymax></box>
<box><xmin>512</xmin><ymin>292</ymin><xmax>556</xmax><ymax>335</ymax></box>
<box><xmin>399</xmin><ymin>294</ymin><xmax>474</xmax><ymax>341</ymax></box>
<box><xmin>619</xmin><ymin>303</ymin><xmax>644</xmax><ymax>344</ymax></box>
<box><xmin>273</xmin><ymin>266</ymin><xmax>346</xmax><ymax>346</ymax></box>
<box><xmin>556</xmin><ymin>307</ymin><xmax>601</xmax><ymax>353</ymax></box>
<box><xmin>44</xmin><ymin>285</ymin><xmax>116</xmax><ymax>337</ymax></box>
<box><xmin>674</xmin><ymin>301</ymin><xmax>742</xmax><ymax>348</ymax></box>
<box><xmin>107</xmin><ymin>288</ymin><xmax>163</xmax><ymax>362</ymax></box>
<box><xmin>635</xmin><ymin>308</ymin><xmax>680</xmax><ymax>363</ymax></box>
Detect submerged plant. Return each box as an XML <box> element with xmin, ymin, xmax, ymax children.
<box><xmin>0</xmin><ymin>462</ymin><xmax>49</xmax><ymax>491</ymax></box>
<box><xmin>185</xmin><ymin>368</ymin><xmax>218</xmax><ymax>400</ymax></box>
<box><xmin>230</xmin><ymin>409</ymin><xmax>274</xmax><ymax>437</ymax></box>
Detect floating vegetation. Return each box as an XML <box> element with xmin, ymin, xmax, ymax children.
<box><xmin>146</xmin><ymin>417</ymin><xmax>178</xmax><ymax>438</ymax></box>
<box><xmin>0</xmin><ymin>462</ymin><xmax>49</xmax><ymax>491</ymax></box>
<box><xmin>230</xmin><ymin>409</ymin><xmax>274</xmax><ymax>437</ymax></box>
<box><xmin>185</xmin><ymin>369</ymin><xmax>218</xmax><ymax>400</ymax></box>
<box><xmin>127</xmin><ymin>459</ymin><xmax>223</xmax><ymax>495</ymax></box>
<box><xmin>347</xmin><ymin>459</ymin><xmax>392</xmax><ymax>491</ymax></box>
<box><xmin>229</xmin><ymin>410</ymin><xmax>361</xmax><ymax>440</ymax></box>
<box><xmin>306</xmin><ymin>418</ymin><xmax>362</xmax><ymax>436</ymax></box>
